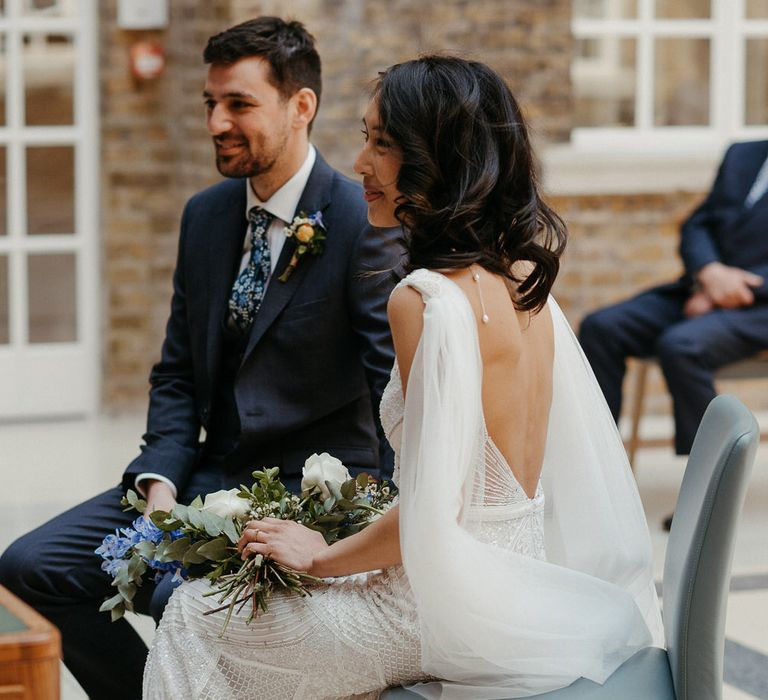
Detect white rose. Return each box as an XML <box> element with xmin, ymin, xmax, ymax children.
<box><xmin>201</xmin><ymin>488</ymin><xmax>250</xmax><ymax>521</ymax></box>
<box><xmin>301</xmin><ymin>452</ymin><xmax>351</xmax><ymax>500</ymax></box>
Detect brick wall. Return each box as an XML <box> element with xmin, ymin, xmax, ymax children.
<box><xmin>101</xmin><ymin>0</ymin><xmax>573</xmax><ymax>407</ymax></box>
<box><xmin>100</xmin><ymin>0</ymin><xmax>229</xmax><ymax>408</ymax></box>
<box><xmin>100</xmin><ymin>0</ymin><xmax>768</xmax><ymax>419</ymax></box>
<box><xmin>551</xmin><ymin>190</ymin><xmax>768</xmax><ymax>418</ymax></box>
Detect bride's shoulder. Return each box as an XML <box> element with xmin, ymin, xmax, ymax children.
<box><xmin>392</xmin><ymin>268</ymin><xmax>446</xmax><ymax>301</ymax></box>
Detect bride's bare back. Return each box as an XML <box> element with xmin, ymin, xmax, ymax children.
<box><xmin>391</xmin><ymin>266</ymin><xmax>553</xmax><ymax>500</ymax></box>
<box><xmin>444</xmin><ymin>267</ymin><xmax>553</xmax><ymax>499</ymax></box>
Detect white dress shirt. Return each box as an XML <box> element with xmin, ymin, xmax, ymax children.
<box><xmin>136</xmin><ymin>145</ymin><xmax>317</xmax><ymax>498</ymax></box>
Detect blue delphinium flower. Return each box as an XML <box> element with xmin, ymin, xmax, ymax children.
<box><xmin>95</xmin><ymin>529</ymin><xmax>135</xmax><ymax>575</ymax></box>
<box><xmin>96</xmin><ymin>515</ymin><xmax>188</xmax><ymax>585</ymax></box>
<box><xmin>130</xmin><ymin>516</ymin><xmax>164</xmax><ymax>544</ymax></box>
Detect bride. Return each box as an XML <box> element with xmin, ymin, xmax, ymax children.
<box><xmin>143</xmin><ymin>55</ymin><xmax>663</xmax><ymax>699</ymax></box>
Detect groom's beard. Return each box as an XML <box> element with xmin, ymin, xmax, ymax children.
<box><xmin>212</xmin><ymin>132</ymin><xmax>288</xmax><ymax>179</ymax></box>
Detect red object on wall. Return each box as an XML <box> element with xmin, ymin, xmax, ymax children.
<box><xmin>128</xmin><ymin>40</ymin><xmax>165</xmax><ymax>81</ymax></box>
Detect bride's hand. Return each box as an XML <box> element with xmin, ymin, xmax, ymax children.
<box><xmin>238</xmin><ymin>518</ymin><xmax>328</xmax><ymax>574</ymax></box>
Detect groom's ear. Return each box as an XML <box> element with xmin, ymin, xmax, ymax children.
<box><xmin>290</xmin><ymin>88</ymin><xmax>318</xmax><ymax>132</ymax></box>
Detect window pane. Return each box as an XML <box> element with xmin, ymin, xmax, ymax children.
<box><xmin>573</xmin><ymin>0</ymin><xmax>637</xmax><ymax>19</ymax></box>
<box><xmin>0</xmin><ymin>34</ymin><xmax>6</xmax><ymax>127</ymax></box>
<box><xmin>23</xmin><ymin>33</ymin><xmax>74</xmax><ymax>126</ymax></box>
<box><xmin>0</xmin><ymin>147</ymin><xmax>6</xmax><ymax>236</ymax></box>
<box><xmin>21</xmin><ymin>0</ymin><xmax>75</xmax><ymax>17</ymax></box>
<box><xmin>0</xmin><ymin>256</ymin><xmax>7</xmax><ymax>344</ymax></box>
<box><xmin>654</xmin><ymin>38</ymin><xmax>710</xmax><ymax>125</ymax></box>
<box><xmin>746</xmin><ymin>39</ymin><xmax>768</xmax><ymax>124</ymax></box>
<box><xmin>27</xmin><ymin>253</ymin><xmax>76</xmax><ymax>343</ymax></box>
<box><xmin>26</xmin><ymin>146</ymin><xmax>75</xmax><ymax>235</ymax></box>
<box><xmin>747</xmin><ymin>0</ymin><xmax>768</xmax><ymax>18</ymax></box>
<box><xmin>574</xmin><ymin>37</ymin><xmax>636</xmax><ymax>127</ymax></box>
<box><xmin>655</xmin><ymin>0</ymin><xmax>710</xmax><ymax>18</ymax></box>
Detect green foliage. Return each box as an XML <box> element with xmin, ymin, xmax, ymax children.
<box><xmin>100</xmin><ymin>465</ymin><xmax>395</xmax><ymax>636</ymax></box>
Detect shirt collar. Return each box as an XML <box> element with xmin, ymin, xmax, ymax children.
<box><xmin>245</xmin><ymin>145</ymin><xmax>317</xmax><ymax>225</ymax></box>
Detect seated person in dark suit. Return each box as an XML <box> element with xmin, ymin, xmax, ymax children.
<box><xmin>579</xmin><ymin>140</ymin><xmax>768</xmax><ymax>461</ymax></box>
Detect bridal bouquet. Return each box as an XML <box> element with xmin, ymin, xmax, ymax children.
<box><xmin>96</xmin><ymin>453</ymin><xmax>394</xmax><ymax>633</ymax></box>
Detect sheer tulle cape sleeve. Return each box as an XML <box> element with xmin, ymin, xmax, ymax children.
<box><xmin>397</xmin><ymin>272</ymin><xmax>663</xmax><ymax>699</ymax></box>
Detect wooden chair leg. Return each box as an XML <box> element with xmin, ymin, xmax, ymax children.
<box><xmin>628</xmin><ymin>361</ymin><xmax>649</xmax><ymax>471</ymax></box>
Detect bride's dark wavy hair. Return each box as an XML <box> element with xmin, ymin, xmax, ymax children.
<box><xmin>374</xmin><ymin>55</ymin><xmax>566</xmax><ymax>312</ymax></box>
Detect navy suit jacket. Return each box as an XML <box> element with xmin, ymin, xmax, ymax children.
<box><xmin>123</xmin><ymin>152</ymin><xmax>401</xmax><ymax>494</ymax></box>
<box><xmin>678</xmin><ymin>139</ymin><xmax>768</xmax><ymax>300</ymax></box>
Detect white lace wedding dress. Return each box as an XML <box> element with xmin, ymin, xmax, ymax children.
<box><xmin>143</xmin><ymin>269</ymin><xmax>662</xmax><ymax>700</ymax></box>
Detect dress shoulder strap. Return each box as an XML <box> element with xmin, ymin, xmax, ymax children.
<box><xmin>395</xmin><ymin>268</ymin><xmax>445</xmax><ymax>302</ymax></box>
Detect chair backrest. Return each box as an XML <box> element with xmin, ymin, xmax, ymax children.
<box><xmin>662</xmin><ymin>395</ymin><xmax>759</xmax><ymax>700</ymax></box>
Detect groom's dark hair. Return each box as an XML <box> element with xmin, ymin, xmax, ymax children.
<box><xmin>204</xmin><ymin>17</ymin><xmax>322</xmax><ymax>127</ymax></box>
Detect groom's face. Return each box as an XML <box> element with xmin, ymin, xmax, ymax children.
<box><xmin>204</xmin><ymin>57</ymin><xmax>296</xmax><ymax>181</ymax></box>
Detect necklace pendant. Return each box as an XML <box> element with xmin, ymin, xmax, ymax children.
<box><xmin>482</xmin><ymin>313</ymin><xmax>489</xmax><ymax>324</ymax></box>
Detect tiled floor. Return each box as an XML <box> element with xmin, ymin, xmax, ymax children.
<box><xmin>0</xmin><ymin>412</ymin><xmax>766</xmax><ymax>699</ymax></box>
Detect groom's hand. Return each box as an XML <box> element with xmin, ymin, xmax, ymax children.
<box><xmin>145</xmin><ymin>479</ymin><xmax>177</xmax><ymax>515</ymax></box>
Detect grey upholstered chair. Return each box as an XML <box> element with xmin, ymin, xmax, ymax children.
<box><xmin>382</xmin><ymin>394</ymin><xmax>759</xmax><ymax>700</ymax></box>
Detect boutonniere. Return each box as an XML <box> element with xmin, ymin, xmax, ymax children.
<box><xmin>278</xmin><ymin>211</ymin><xmax>326</xmax><ymax>282</ymax></box>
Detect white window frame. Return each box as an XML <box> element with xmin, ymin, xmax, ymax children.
<box><xmin>0</xmin><ymin>0</ymin><xmax>100</xmax><ymax>419</ymax></box>
<box><xmin>545</xmin><ymin>0</ymin><xmax>768</xmax><ymax>194</ymax></box>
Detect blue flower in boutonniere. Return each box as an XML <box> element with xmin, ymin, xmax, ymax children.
<box><xmin>278</xmin><ymin>210</ymin><xmax>326</xmax><ymax>282</ymax></box>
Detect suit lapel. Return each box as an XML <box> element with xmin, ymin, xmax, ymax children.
<box><xmin>735</xmin><ymin>141</ymin><xmax>768</xmax><ymax>227</ymax></box>
<box><xmin>242</xmin><ymin>154</ymin><xmax>335</xmax><ymax>360</ymax></box>
<box><xmin>206</xmin><ymin>182</ymin><xmax>248</xmax><ymax>382</ymax></box>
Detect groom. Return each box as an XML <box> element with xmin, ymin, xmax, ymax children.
<box><xmin>0</xmin><ymin>17</ymin><xmax>400</xmax><ymax>700</ymax></box>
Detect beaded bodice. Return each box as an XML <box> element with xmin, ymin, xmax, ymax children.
<box><xmin>380</xmin><ymin>269</ymin><xmax>546</xmax><ymax>560</ymax></box>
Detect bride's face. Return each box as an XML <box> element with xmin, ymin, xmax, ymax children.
<box><xmin>353</xmin><ymin>99</ymin><xmax>403</xmax><ymax>227</ymax></box>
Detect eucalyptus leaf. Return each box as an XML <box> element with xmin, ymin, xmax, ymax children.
<box><xmin>155</xmin><ymin>536</ymin><xmax>191</xmax><ymax>563</ymax></box>
<box><xmin>134</xmin><ymin>540</ymin><xmax>156</xmax><ymax>560</ymax></box>
<box><xmin>110</xmin><ymin>605</ymin><xmax>126</xmax><ymax>622</ymax></box>
<box><xmin>124</xmin><ymin>489</ymin><xmax>147</xmax><ymax>514</ymax></box>
<box><xmin>114</xmin><ymin>563</ymin><xmax>131</xmax><ymax>587</ymax></box>
<box><xmin>127</xmin><ymin>553</ymin><xmax>147</xmax><ymax>581</ymax></box>
<box><xmin>182</xmin><ymin>540</ymin><xmax>208</xmax><ymax>566</ymax></box>
<box><xmin>117</xmin><ymin>580</ymin><xmax>136</xmax><ymax>601</ymax></box>
<box><xmin>171</xmin><ymin>504</ymin><xmax>189</xmax><ymax>522</ymax></box>
<box><xmin>99</xmin><ymin>593</ymin><xmax>124</xmax><ymax>612</ymax></box>
<box><xmin>197</xmin><ymin>536</ymin><xmax>230</xmax><ymax>561</ymax></box>
<box><xmin>200</xmin><ymin>509</ymin><xmax>226</xmax><ymax>537</ymax></box>
<box><xmin>149</xmin><ymin>510</ymin><xmax>179</xmax><ymax>531</ymax></box>
<box><xmin>189</xmin><ymin>495</ymin><xmax>204</xmax><ymax>508</ymax></box>
<box><xmin>315</xmin><ymin>513</ymin><xmax>346</xmax><ymax>525</ymax></box>
<box><xmin>222</xmin><ymin>517</ymin><xmax>240</xmax><ymax>545</ymax></box>
<box><xmin>340</xmin><ymin>479</ymin><xmax>357</xmax><ymax>500</ymax></box>
<box><xmin>187</xmin><ymin>506</ymin><xmax>204</xmax><ymax>530</ymax></box>
<box><xmin>356</xmin><ymin>472</ymin><xmax>369</xmax><ymax>489</ymax></box>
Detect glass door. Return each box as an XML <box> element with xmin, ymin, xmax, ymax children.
<box><xmin>0</xmin><ymin>0</ymin><xmax>98</xmax><ymax>419</ymax></box>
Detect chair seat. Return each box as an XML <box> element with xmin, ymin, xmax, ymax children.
<box><xmin>381</xmin><ymin>647</ymin><xmax>675</xmax><ymax>700</ymax></box>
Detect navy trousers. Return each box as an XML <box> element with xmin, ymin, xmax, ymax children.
<box><xmin>0</xmin><ymin>468</ymin><xmax>304</xmax><ymax>699</ymax></box>
<box><xmin>579</xmin><ymin>284</ymin><xmax>768</xmax><ymax>455</ymax></box>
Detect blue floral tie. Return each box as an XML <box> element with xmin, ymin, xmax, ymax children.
<box><xmin>229</xmin><ymin>207</ymin><xmax>273</xmax><ymax>333</ymax></box>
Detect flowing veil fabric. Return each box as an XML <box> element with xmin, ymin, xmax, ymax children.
<box><xmin>397</xmin><ymin>271</ymin><xmax>664</xmax><ymax>699</ymax></box>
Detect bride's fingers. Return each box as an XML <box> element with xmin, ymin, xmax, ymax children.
<box><xmin>242</xmin><ymin>541</ymin><xmax>272</xmax><ymax>560</ymax></box>
<box><xmin>245</xmin><ymin>519</ymin><xmax>280</xmax><ymax>533</ymax></box>
<box><xmin>237</xmin><ymin>527</ymin><xmax>266</xmax><ymax>553</ymax></box>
